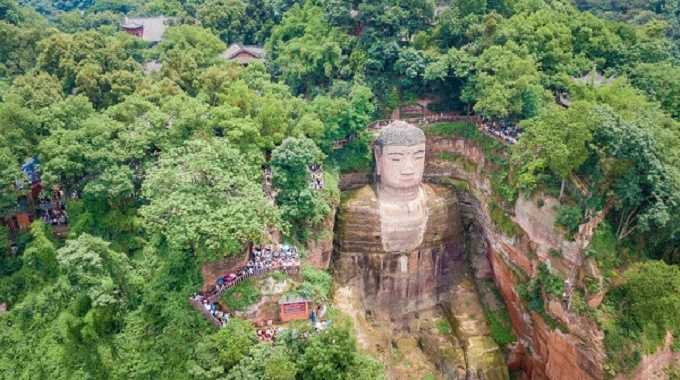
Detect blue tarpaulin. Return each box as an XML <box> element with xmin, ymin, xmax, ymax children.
<box><xmin>20</xmin><ymin>157</ymin><xmax>40</xmax><ymax>184</ymax></box>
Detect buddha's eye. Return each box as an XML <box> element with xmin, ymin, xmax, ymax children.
<box><xmin>391</xmin><ymin>158</ymin><xmax>400</xmax><ymax>162</ymax></box>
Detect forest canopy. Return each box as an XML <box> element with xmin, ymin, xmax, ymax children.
<box><xmin>1</xmin><ymin>0</ymin><xmax>679</xmax><ymax>378</ymax></box>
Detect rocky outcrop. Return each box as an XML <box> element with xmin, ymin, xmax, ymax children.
<box><xmin>419</xmin><ymin>326</ymin><xmax>468</xmax><ymax>380</ymax></box>
<box><xmin>614</xmin><ymin>332</ymin><xmax>680</xmax><ymax>380</ymax></box>
<box><xmin>339</xmin><ymin>171</ymin><xmax>371</xmax><ymax>191</ymax></box>
<box><xmin>333</xmin><ymin>131</ymin><xmax>625</xmax><ymax>379</ymax></box>
<box><xmin>201</xmin><ymin>254</ymin><xmax>248</xmax><ymax>292</ymax></box>
<box><xmin>426</xmin><ymin>134</ymin><xmax>607</xmax><ymax>380</ymax></box>
<box><xmin>305</xmin><ymin>208</ymin><xmax>336</xmax><ymax>269</ymax></box>
<box><xmin>444</xmin><ymin>278</ymin><xmax>508</xmax><ymax>380</ymax></box>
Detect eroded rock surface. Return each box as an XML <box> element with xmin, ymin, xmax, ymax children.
<box><xmin>428</xmin><ymin>134</ymin><xmax>607</xmax><ymax>380</ymax></box>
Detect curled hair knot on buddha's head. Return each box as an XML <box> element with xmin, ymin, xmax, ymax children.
<box><xmin>374</xmin><ymin>121</ymin><xmax>425</xmax><ymax>153</ymax></box>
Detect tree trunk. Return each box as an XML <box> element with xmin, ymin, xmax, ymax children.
<box><xmin>559</xmin><ymin>178</ymin><xmax>566</xmax><ymax>200</ymax></box>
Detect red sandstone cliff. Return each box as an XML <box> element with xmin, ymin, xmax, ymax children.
<box><xmin>426</xmin><ymin>135</ymin><xmax>607</xmax><ymax>380</ymax></box>
<box><xmin>335</xmin><ymin>133</ymin><xmax>678</xmax><ymax>379</ymax></box>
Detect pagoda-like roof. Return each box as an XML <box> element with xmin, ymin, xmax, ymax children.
<box><xmin>221</xmin><ymin>43</ymin><xmax>265</xmax><ymax>61</ymax></box>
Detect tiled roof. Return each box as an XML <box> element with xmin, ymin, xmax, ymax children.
<box><xmin>221</xmin><ymin>43</ymin><xmax>265</xmax><ymax>60</ymax></box>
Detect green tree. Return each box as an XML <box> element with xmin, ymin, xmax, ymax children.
<box><xmin>463</xmin><ymin>42</ymin><xmax>545</xmax><ymax>119</ymax></box>
<box><xmin>189</xmin><ymin>319</ymin><xmax>257</xmax><ymax>379</ymax></box>
<box><xmin>311</xmin><ymin>84</ymin><xmax>375</xmax><ymax>171</ymax></box>
<box><xmin>20</xmin><ymin>221</ymin><xmax>58</xmax><ymax>286</ymax></box>
<box><xmin>156</xmin><ymin>25</ymin><xmax>226</xmax><ymax>94</ymax></box>
<box><xmin>514</xmin><ymin>102</ymin><xmax>595</xmax><ymax>197</ymax></box>
<box><xmin>37</xmin><ymin>31</ymin><xmax>144</xmax><ymax>108</ymax></box>
<box><xmin>6</xmin><ymin>71</ymin><xmax>64</xmax><ymax>109</ymax></box>
<box><xmin>299</xmin><ymin>323</ymin><xmax>384</xmax><ymax>380</ymax></box>
<box><xmin>271</xmin><ymin>137</ymin><xmax>328</xmax><ymax>240</ymax></box>
<box><xmin>38</xmin><ymin>114</ymin><xmax>120</xmax><ymax>193</ymax></box>
<box><xmin>226</xmin><ymin>344</ymin><xmax>297</xmax><ymax>380</ymax></box>
<box><xmin>267</xmin><ymin>2</ymin><xmax>353</xmax><ymax>94</ymax></box>
<box><xmin>0</xmin><ymin>146</ymin><xmax>21</xmax><ymax>216</ymax></box>
<box><xmin>629</xmin><ymin>62</ymin><xmax>680</xmax><ymax>118</ymax></box>
<box><xmin>198</xmin><ymin>0</ymin><xmax>246</xmax><ymax>43</ymax></box>
<box><xmin>140</xmin><ymin>138</ymin><xmax>280</xmax><ymax>261</ymax></box>
<box><xmin>622</xmin><ymin>261</ymin><xmax>680</xmax><ymax>332</ymax></box>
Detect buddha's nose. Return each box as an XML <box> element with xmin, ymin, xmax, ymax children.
<box><xmin>402</xmin><ymin>158</ymin><xmax>415</xmax><ymax>174</ymax></box>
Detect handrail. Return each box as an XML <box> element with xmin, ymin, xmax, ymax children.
<box><xmin>189</xmin><ymin>264</ymin><xmax>300</xmax><ymax>327</ymax></box>
<box><xmin>206</xmin><ymin>265</ymin><xmax>299</xmax><ymax>303</ymax></box>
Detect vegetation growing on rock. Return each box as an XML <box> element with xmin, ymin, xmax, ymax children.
<box><xmin>0</xmin><ymin>0</ymin><xmax>679</xmax><ymax>377</ymax></box>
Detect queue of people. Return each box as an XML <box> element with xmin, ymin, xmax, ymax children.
<box><xmin>309</xmin><ymin>164</ymin><xmax>324</xmax><ymax>190</ymax></box>
<box><xmin>189</xmin><ymin>243</ymin><xmax>337</xmax><ymax>342</ymax></box>
<box><xmin>201</xmin><ymin>244</ymin><xmax>301</xmax><ymax>304</ymax></box>
<box><xmin>479</xmin><ymin>118</ymin><xmax>522</xmax><ymax>144</ymax></box>
<box><xmin>191</xmin><ymin>293</ymin><xmax>231</xmax><ymax>327</ymax></box>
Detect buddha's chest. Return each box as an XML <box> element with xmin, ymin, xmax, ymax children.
<box><xmin>379</xmin><ymin>196</ymin><xmax>429</xmax><ymax>252</ymax></box>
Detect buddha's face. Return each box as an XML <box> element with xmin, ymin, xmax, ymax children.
<box><xmin>376</xmin><ymin>143</ymin><xmax>426</xmax><ymax>189</ymax></box>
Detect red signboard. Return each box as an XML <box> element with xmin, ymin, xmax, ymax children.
<box><xmin>279</xmin><ymin>301</ymin><xmax>308</xmax><ymax>322</ymax></box>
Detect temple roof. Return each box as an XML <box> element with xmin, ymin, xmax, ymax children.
<box><xmin>573</xmin><ymin>70</ymin><xmax>615</xmax><ymax>87</ymax></box>
<box><xmin>221</xmin><ymin>43</ymin><xmax>265</xmax><ymax>61</ymax></box>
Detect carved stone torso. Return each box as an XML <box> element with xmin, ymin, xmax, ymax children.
<box><xmin>334</xmin><ymin>184</ymin><xmax>464</xmax><ymax>321</ymax></box>
<box><xmin>379</xmin><ymin>186</ymin><xmax>429</xmax><ymax>252</ymax></box>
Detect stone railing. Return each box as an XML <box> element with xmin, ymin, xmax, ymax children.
<box><xmin>190</xmin><ymin>263</ymin><xmax>300</xmax><ymax>327</ymax></box>
<box><xmin>366</xmin><ymin>113</ymin><xmax>521</xmax><ymax>146</ymax></box>
<box><xmin>206</xmin><ymin>264</ymin><xmax>299</xmax><ymax>304</ymax></box>
<box><xmin>367</xmin><ymin>113</ymin><xmax>476</xmax><ymax>130</ymax></box>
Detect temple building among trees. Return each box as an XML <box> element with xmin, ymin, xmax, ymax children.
<box><xmin>121</xmin><ymin>16</ymin><xmax>170</xmax><ymax>43</ymax></box>
<box><xmin>220</xmin><ymin>43</ymin><xmax>265</xmax><ymax>65</ymax></box>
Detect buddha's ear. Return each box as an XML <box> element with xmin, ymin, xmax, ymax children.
<box><xmin>374</xmin><ymin>145</ymin><xmax>382</xmax><ymax>176</ymax></box>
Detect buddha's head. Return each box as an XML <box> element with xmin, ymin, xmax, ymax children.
<box><xmin>374</xmin><ymin>121</ymin><xmax>426</xmax><ymax>191</ymax></box>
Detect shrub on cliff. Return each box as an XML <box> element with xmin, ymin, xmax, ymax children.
<box><xmin>555</xmin><ymin>204</ymin><xmax>584</xmax><ymax>239</ymax></box>
<box><xmin>622</xmin><ymin>261</ymin><xmax>680</xmax><ymax>333</ymax></box>
<box><xmin>603</xmin><ymin>260</ymin><xmax>680</xmax><ymax>374</ymax></box>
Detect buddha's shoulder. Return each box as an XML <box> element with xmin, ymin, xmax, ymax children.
<box><xmin>422</xmin><ymin>183</ymin><xmax>458</xmax><ymax>206</ymax></box>
<box><xmin>339</xmin><ymin>185</ymin><xmax>378</xmax><ymax>212</ymax></box>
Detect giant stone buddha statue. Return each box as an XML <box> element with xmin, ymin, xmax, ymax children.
<box><xmin>334</xmin><ymin>120</ymin><xmax>464</xmax><ymax>321</ymax></box>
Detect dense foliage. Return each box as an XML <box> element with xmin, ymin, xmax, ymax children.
<box><xmin>1</xmin><ymin>0</ymin><xmax>680</xmax><ymax>377</ymax></box>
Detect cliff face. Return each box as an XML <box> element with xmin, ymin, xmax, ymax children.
<box><xmin>334</xmin><ymin>133</ymin><xmax>677</xmax><ymax>379</ymax></box>
<box><xmin>427</xmin><ymin>135</ymin><xmax>606</xmax><ymax>380</ymax></box>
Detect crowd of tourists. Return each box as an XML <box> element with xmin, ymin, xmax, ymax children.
<box><xmin>191</xmin><ymin>293</ymin><xmax>231</xmax><ymax>327</ymax></box>
<box><xmin>244</xmin><ymin>244</ymin><xmax>300</xmax><ymax>277</ymax></box>
<box><xmin>479</xmin><ymin>118</ymin><xmax>522</xmax><ymax>144</ymax></box>
<box><xmin>257</xmin><ymin>327</ymin><xmax>278</xmax><ymax>341</ymax></box>
<box><xmin>39</xmin><ymin>208</ymin><xmax>68</xmax><ymax>226</ymax></box>
<box><xmin>309</xmin><ymin>164</ymin><xmax>324</xmax><ymax>190</ymax></box>
<box><xmin>186</xmin><ymin>243</ymin><xmax>339</xmax><ymax>344</ymax></box>
<box><xmin>200</xmin><ymin>244</ymin><xmax>300</xmax><ymax>303</ymax></box>
<box><xmin>36</xmin><ymin>189</ymin><xmax>69</xmax><ymax>226</ymax></box>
